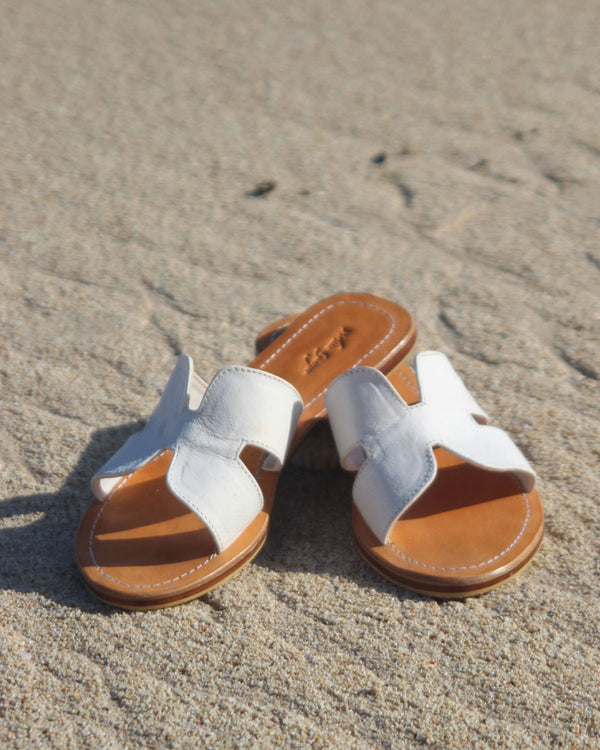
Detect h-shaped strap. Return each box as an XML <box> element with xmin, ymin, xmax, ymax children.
<box><xmin>325</xmin><ymin>352</ymin><xmax>536</xmax><ymax>544</ymax></box>
<box><xmin>92</xmin><ymin>355</ymin><xmax>303</xmax><ymax>552</ymax></box>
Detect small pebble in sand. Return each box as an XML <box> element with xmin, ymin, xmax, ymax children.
<box><xmin>245</xmin><ymin>181</ymin><xmax>277</xmax><ymax>197</ymax></box>
<box><xmin>371</xmin><ymin>151</ymin><xmax>387</xmax><ymax>164</ymax></box>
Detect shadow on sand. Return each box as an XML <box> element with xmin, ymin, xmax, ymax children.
<box><xmin>0</xmin><ymin>423</ymin><xmax>419</xmax><ymax>612</ymax></box>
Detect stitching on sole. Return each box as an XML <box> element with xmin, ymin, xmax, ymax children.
<box><xmin>89</xmin><ymin>451</ymin><xmax>268</xmax><ymax>591</ymax></box>
<box><xmin>387</xmin><ymin>490</ymin><xmax>531</xmax><ymax>571</ymax></box>
<box><xmin>258</xmin><ymin>299</ymin><xmax>398</xmax><ymax>409</ymax></box>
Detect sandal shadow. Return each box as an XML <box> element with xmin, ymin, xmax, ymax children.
<box><xmin>0</xmin><ymin>421</ymin><xmax>143</xmax><ymax>613</ymax></box>
<box><xmin>0</xmin><ymin>423</ymin><xmax>425</xmax><ymax>610</ymax></box>
<box><xmin>258</xmin><ymin>464</ymin><xmax>426</xmax><ymax>601</ymax></box>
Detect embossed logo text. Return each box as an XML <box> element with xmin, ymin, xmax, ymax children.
<box><xmin>303</xmin><ymin>326</ymin><xmax>353</xmax><ymax>374</ymax></box>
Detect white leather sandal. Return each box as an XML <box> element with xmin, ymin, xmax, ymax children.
<box><xmin>75</xmin><ymin>293</ymin><xmax>416</xmax><ymax>609</ymax></box>
<box><xmin>325</xmin><ymin>352</ymin><xmax>544</xmax><ymax>597</ymax></box>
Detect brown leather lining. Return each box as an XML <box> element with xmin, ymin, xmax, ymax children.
<box><xmin>75</xmin><ymin>293</ymin><xmax>416</xmax><ymax>608</ymax></box>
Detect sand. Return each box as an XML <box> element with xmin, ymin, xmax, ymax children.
<box><xmin>1</xmin><ymin>1</ymin><xmax>599</xmax><ymax>747</ymax></box>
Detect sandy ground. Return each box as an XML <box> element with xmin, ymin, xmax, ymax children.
<box><xmin>1</xmin><ymin>1</ymin><xmax>599</xmax><ymax>747</ymax></box>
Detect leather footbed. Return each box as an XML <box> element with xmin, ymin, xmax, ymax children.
<box><xmin>353</xmin><ymin>363</ymin><xmax>544</xmax><ymax>597</ymax></box>
<box><xmin>75</xmin><ymin>293</ymin><xmax>416</xmax><ymax>608</ymax></box>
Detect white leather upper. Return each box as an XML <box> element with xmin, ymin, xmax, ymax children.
<box><xmin>92</xmin><ymin>355</ymin><xmax>303</xmax><ymax>552</ymax></box>
<box><xmin>325</xmin><ymin>351</ymin><xmax>536</xmax><ymax>544</ymax></box>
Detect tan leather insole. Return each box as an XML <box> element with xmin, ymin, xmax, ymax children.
<box><xmin>75</xmin><ymin>293</ymin><xmax>416</xmax><ymax>608</ymax></box>
<box><xmin>353</xmin><ymin>363</ymin><xmax>544</xmax><ymax>596</ymax></box>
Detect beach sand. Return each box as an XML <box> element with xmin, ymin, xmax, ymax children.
<box><xmin>1</xmin><ymin>1</ymin><xmax>599</xmax><ymax>747</ymax></box>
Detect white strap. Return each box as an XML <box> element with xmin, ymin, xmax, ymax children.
<box><xmin>325</xmin><ymin>352</ymin><xmax>536</xmax><ymax>544</ymax></box>
<box><xmin>92</xmin><ymin>355</ymin><xmax>303</xmax><ymax>552</ymax></box>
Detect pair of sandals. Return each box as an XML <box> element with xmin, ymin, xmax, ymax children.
<box><xmin>75</xmin><ymin>293</ymin><xmax>544</xmax><ymax>610</ymax></box>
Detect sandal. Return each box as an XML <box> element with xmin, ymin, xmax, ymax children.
<box><xmin>325</xmin><ymin>352</ymin><xmax>544</xmax><ymax>597</ymax></box>
<box><xmin>75</xmin><ymin>293</ymin><xmax>416</xmax><ymax>609</ymax></box>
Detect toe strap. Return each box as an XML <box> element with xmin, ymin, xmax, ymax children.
<box><xmin>325</xmin><ymin>352</ymin><xmax>536</xmax><ymax>544</ymax></box>
<box><xmin>92</xmin><ymin>356</ymin><xmax>303</xmax><ymax>552</ymax></box>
